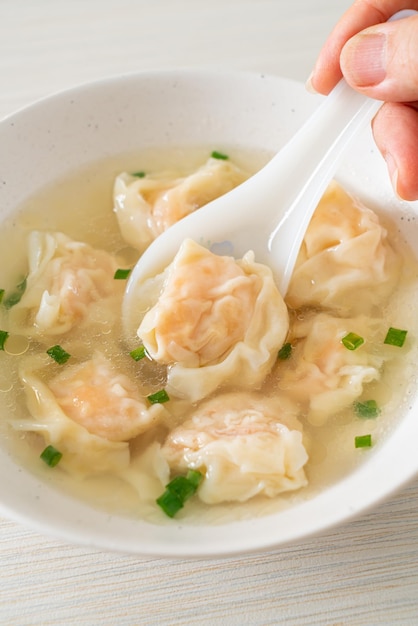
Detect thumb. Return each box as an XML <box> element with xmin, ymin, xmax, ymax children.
<box><xmin>340</xmin><ymin>14</ymin><xmax>418</xmax><ymax>102</ymax></box>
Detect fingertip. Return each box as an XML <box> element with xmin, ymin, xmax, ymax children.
<box><xmin>305</xmin><ymin>73</ymin><xmax>318</xmax><ymax>94</ymax></box>
<box><xmin>394</xmin><ymin>171</ymin><xmax>418</xmax><ymax>202</ymax></box>
<box><xmin>340</xmin><ymin>32</ymin><xmax>386</xmax><ymax>89</ymax></box>
<box><xmin>373</xmin><ymin>103</ymin><xmax>418</xmax><ymax>201</ymax></box>
<box><xmin>383</xmin><ymin>153</ymin><xmax>417</xmax><ymax>201</ymax></box>
<box><xmin>305</xmin><ymin>68</ymin><xmax>339</xmax><ymax>96</ymax></box>
<box><xmin>341</xmin><ymin>17</ymin><xmax>418</xmax><ymax>101</ymax></box>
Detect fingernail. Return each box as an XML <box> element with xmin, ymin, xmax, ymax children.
<box><xmin>384</xmin><ymin>152</ymin><xmax>400</xmax><ymax>197</ymax></box>
<box><xmin>342</xmin><ymin>33</ymin><xmax>387</xmax><ymax>87</ymax></box>
<box><xmin>305</xmin><ymin>72</ymin><xmax>317</xmax><ymax>94</ymax></box>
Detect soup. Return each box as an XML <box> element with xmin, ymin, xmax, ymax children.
<box><xmin>0</xmin><ymin>147</ymin><xmax>417</xmax><ymax>525</ymax></box>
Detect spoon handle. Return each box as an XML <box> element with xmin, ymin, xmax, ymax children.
<box><xmin>272</xmin><ymin>8</ymin><xmax>418</xmax><ymax>294</ymax></box>
<box><xmin>124</xmin><ymin>7</ymin><xmax>418</xmax><ymax>325</ymax></box>
<box><xmin>267</xmin><ymin>79</ymin><xmax>380</xmax><ymax>294</ymax></box>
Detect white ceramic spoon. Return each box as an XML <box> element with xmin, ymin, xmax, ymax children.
<box><xmin>123</xmin><ymin>9</ymin><xmax>416</xmax><ymax>337</ymax></box>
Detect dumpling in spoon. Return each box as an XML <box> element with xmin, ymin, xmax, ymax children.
<box><xmin>161</xmin><ymin>391</ymin><xmax>308</xmax><ymax>504</ymax></box>
<box><xmin>113</xmin><ymin>156</ymin><xmax>249</xmax><ymax>252</ymax></box>
<box><xmin>286</xmin><ymin>182</ymin><xmax>401</xmax><ymax>314</ymax></box>
<box><xmin>136</xmin><ymin>239</ymin><xmax>288</xmax><ymax>402</ymax></box>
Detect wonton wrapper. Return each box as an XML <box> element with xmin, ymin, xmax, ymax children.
<box><xmin>48</xmin><ymin>352</ymin><xmax>167</xmax><ymax>442</ymax></box>
<box><xmin>286</xmin><ymin>182</ymin><xmax>401</xmax><ymax>314</ymax></box>
<box><xmin>137</xmin><ymin>239</ymin><xmax>289</xmax><ymax>402</ymax></box>
<box><xmin>276</xmin><ymin>312</ymin><xmax>386</xmax><ymax>426</ymax></box>
<box><xmin>120</xmin><ymin>441</ymin><xmax>171</xmax><ymax>505</ymax></box>
<box><xmin>10</xmin><ymin>231</ymin><xmax>119</xmax><ymax>336</ymax></box>
<box><xmin>161</xmin><ymin>392</ymin><xmax>308</xmax><ymax>504</ymax></box>
<box><xmin>16</xmin><ymin>356</ymin><xmax>129</xmax><ymax>476</ymax></box>
<box><xmin>113</xmin><ymin>157</ymin><xmax>249</xmax><ymax>252</ymax></box>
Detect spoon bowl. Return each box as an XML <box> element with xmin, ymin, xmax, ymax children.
<box><xmin>123</xmin><ymin>8</ymin><xmax>417</xmax><ymax>339</ymax></box>
<box><xmin>123</xmin><ymin>80</ymin><xmax>379</xmax><ymax>335</ymax></box>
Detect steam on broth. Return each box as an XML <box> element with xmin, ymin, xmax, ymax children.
<box><xmin>0</xmin><ymin>146</ymin><xmax>417</xmax><ymax>525</ymax></box>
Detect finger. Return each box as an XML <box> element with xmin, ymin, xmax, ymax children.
<box><xmin>372</xmin><ymin>102</ymin><xmax>418</xmax><ymax>200</ymax></box>
<box><xmin>340</xmin><ymin>15</ymin><xmax>418</xmax><ymax>101</ymax></box>
<box><xmin>309</xmin><ymin>0</ymin><xmax>418</xmax><ymax>94</ymax></box>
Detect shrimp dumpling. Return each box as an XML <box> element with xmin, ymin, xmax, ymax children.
<box><xmin>16</xmin><ymin>356</ymin><xmax>130</xmax><ymax>475</ymax></box>
<box><xmin>113</xmin><ymin>157</ymin><xmax>249</xmax><ymax>252</ymax></box>
<box><xmin>161</xmin><ymin>392</ymin><xmax>308</xmax><ymax>504</ymax></box>
<box><xmin>276</xmin><ymin>312</ymin><xmax>386</xmax><ymax>426</ymax></box>
<box><xmin>137</xmin><ymin>239</ymin><xmax>289</xmax><ymax>402</ymax></box>
<box><xmin>48</xmin><ymin>352</ymin><xmax>167</xmax><ymax>442</ymax></box>
<box><xmin>286</xmin><ymin>182</ymin><xmax>401</xmax><ymax>314</ymax></box>
<box><xmin>10</xmin><ymin>231</ymin><xmax>119</xmax><ymax>336</ymax></box>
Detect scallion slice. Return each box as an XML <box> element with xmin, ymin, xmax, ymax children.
<box><xmin>132</xmin><ymin>171</ymin><xmax>146</xmax><ymax>178</ymax></box>
<box><xmin>113</xmin><ymin>268</ymin><xmax>131</xmax><ymax>280</ymax></box>
<box><xmin>46</xmin><ymin>345</ymin><xmax>71</xmax><ymax>365</ymax></box>
<box><xmin>354</xmin><ymin>399</ymin><xmax>380</xmax><ymax>419</ymax></box>
<box><xmin>0</xmin><ymin>330</ymin><xmax>9</xmax><ymax>351</ymax></box>
<box><xmin>341</xmin><ymin>332</ymin><xmax>364</xmax><ymax>350</ymax></box>
<box><xmin>130</xmin><ymin>345</ymin><xmax>147</xmax><ymax>361</ymax></box>
<box><xmin>0</xmin><ymin>289</ymin><xmax>4</xmax><ymax>304</ymax></box>
<box><xmin>165</xmin><ymin>476</ymin><xmax>197</xmax><ymax>502</ymax></box>
<box><xmin>355</xmin><ymin>434</ymin><xmax>372</xmax><ymax>448</ymax></box>
<box><xmin>156</xmin><ymin>469</ymin><xmax>204</xmax><ymax>518</ymax></box>
<box><xmin>147</xmin><ymin>388</ymin><xmax>170</xmax><ymax>404</ymax></box>
<box><xmin>211</xmin><ymin>150</ymin><xmax>229</xmax><ymax>160</ymax></box>
<box><xmin>40</xmin><ymin>445</ymin><xmax>63</xmax><ymax>467</ymax></box>
<box><xmin>3</xmin><ymin>277</ymin><xmax>27</xmax><ymax>310</ymax></box>
<box><xmin>278</xmin><ymin>342</ymin><xmax>292</xmax><ymax>360</ymax></box>
<box><xmin>384</xmin><ymin>327</ymin><xmax>408</xmax><ymax>347</ymax></box>
<box><xmin>186</xmin><ymin>469</ymin><xmax>203</xmax><ymax>489</ymax></box>
<box><xmin>156</xmin><ymin>489</ymin><xmax>183</xmax><ymax>518</ymax></box>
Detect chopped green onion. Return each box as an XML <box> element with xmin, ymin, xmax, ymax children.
<box><xmin>0</xmin><ymin>289</ymin><xmax>4</xmax><ymax>304</ymax></box>
<box><xmin>355</xmin><ymin>434</ymin><xmax>372</xmax><ymax>449</ymax></box>
<box><xmin>0</xmin><ymin>330</ymin><xmax>9</xmax><ymax>351</ymax></box>
<box><xmin>46</xmin><ymin>345</ymin><xmax>71</xmax><ymax>365</ymax></box>
<box><xmin>341</xmin><ymin>332</ymin><xmax>364</xmax><ymax>351</ymax></box>
<box><xmin>132</xmin><ymin>171</ymin><xmax>146</xmax><ymax>178</ymax></box>
<box><xmin>147</xmin><ymin>388</ymin><xmax>170</xmax><ymax>404</ymax></box>
<box><xmin>211</xmin><ymin>150</ymin><xmax>229</xmax><ymax>160</ymax></box>
<box><xmin>384</xmin><ymin>327</ymin><xmax>408</xmax><ymax>347</ymax></box>
<box><xmin>113</xmin><ymin>268</ymin><xmax>131</xmax><ymax>280</ymax></box>
<box><xmin>130</xmin><ymin>345</ymin><xmax>147</xmax><ymax>361</ymax></box>
<box><xmin>156</xmin><ymin>469</ymin><xmax>204</xmax><ymax>518</ymax></box>
<box><xmin>278</xmin><ymin>342</ymin><xmax>292</xmax><ymax>360</ymax></box>
<box><xmin>165</xmin><ymin>476</ymin><xmax>198</xmax><ymax>502</ymax></box>
<box><xmin>156</xmin><ymin>489</ymin><xmax>183</xmax><ymax>518</ymax></box>
<box><xmin>40</xmin><ymin>445</ymin><xmax>63</xmax><ymax>467</ymax></box>
<box><xmin>354</xmin><ymin>400</ymin><xmax>380</xmax><ymax>419</ymax></box>
<box><xmin>3</xmin><ymin>277</ymin><xmax>27</xmax><ymax>310</ymax></box>
<box><xmin>185</xmin><ymin>469</ymin><xmax>204</xmax><ymax>489</ymax></box>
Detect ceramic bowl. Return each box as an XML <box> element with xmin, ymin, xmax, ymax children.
<box><xmin>0</xmin><ymin>70</ymin><xmax>417</xmax><ymax>557</ymax></box>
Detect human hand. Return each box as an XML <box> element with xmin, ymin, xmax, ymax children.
<box><xmin>308</xmin><ymin>2</ymin><xmax>418</xmax><ymax>200</ymax></box>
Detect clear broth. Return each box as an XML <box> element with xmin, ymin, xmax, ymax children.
<box><xmin>0</xmin><ymin>146</ymin><xmax>417</xmax><ymax>526</ymax></box>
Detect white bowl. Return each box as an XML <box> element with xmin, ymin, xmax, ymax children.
<box><xmin>0</xmin><ymin>70</ymin><xmax>417</xmax><ymax>557</ymax></box>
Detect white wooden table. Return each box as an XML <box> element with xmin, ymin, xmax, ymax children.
<box><xmin>2</xmin><ymin>1</ymin><xmax>418</xmax><ymax>624</ymax></box>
